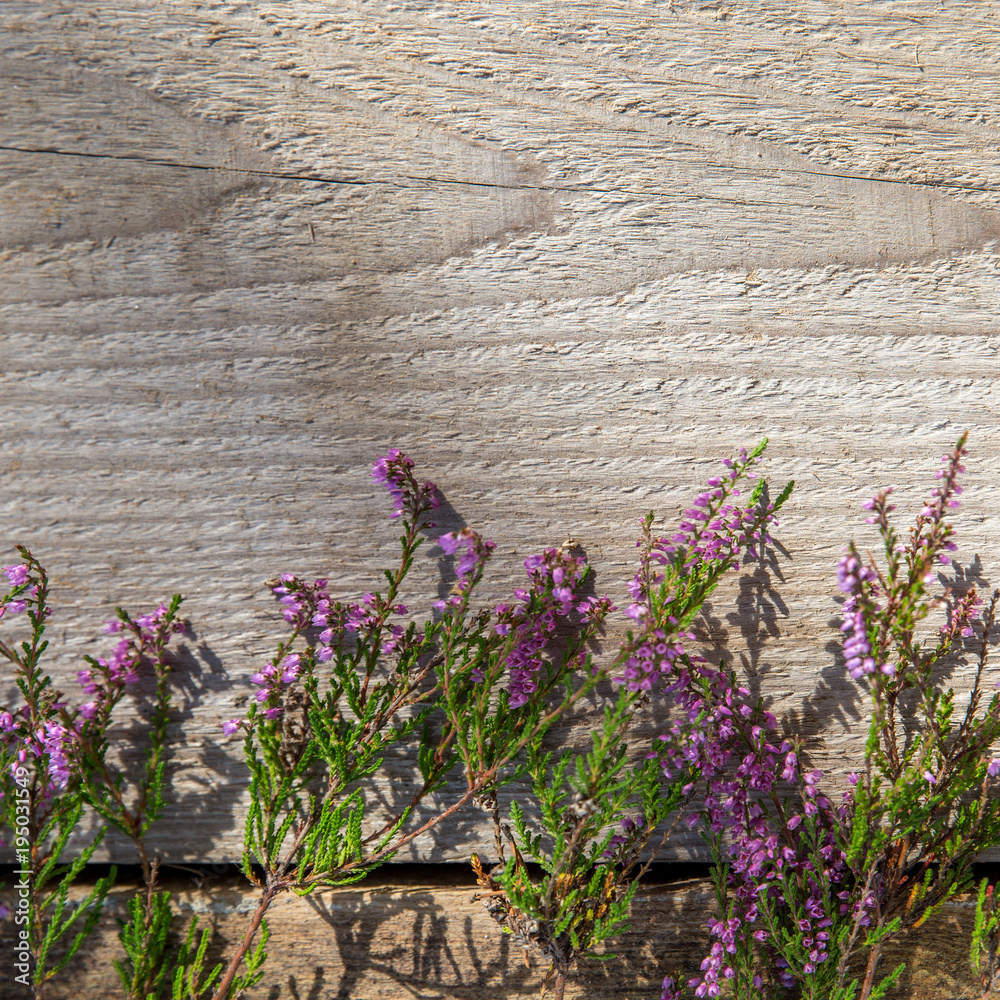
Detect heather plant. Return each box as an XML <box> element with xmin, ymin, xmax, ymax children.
<box><xmin>79</xmin><ymin>598</ymin><xmax>222</xmax><ymax>1000</ymax></box>
<box><xmin>6</xmin><ymin>435</ymin><xmax>1000</xmax><ymax>1000</ymax></box>
<box><xmin>471</xmin><ymin>686</ymin><xmax>687</xmax><ymax>1000</ymax></box>
<box><xmin>0</xmin><ymin>551</ymin><xmax>115</xmax><ymax>999</ymax></box>
<box><xmin>471</xmin><ymin>443</ymin><xmax>793</xmax><ymax>999</ymax></box>
<box><xmin>834</xmin><ymin>432</ymin><xmax>1000</xmax><ymax>997</ymax></box>
<box><xmin>0</xmin><ymin>549</ymin><xmax>196</xmax><ymax>1000</ymax></box>
<box><xmin>209</xmin><ymin>449</ymin><xmax>635</xmax><ymax>999</ymax></box>
<box><xmin>673</xmin><ymin>432</ymin><xmax>1000</xmax><ymax>1000</ymax></box>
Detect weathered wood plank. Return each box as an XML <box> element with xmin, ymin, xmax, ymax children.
<box><xmin>2</xmin><ymin>1</ymin><xmax>1000</xmax><ymax>863</ymax></box>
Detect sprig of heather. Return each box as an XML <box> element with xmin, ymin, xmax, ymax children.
<box><xmin>370</xmin><ymin>447</ymin><xmax>440</xmax><ymax>522</ymax></box>
<box><xmin>691</xmin><ymin>728</ymin><xmax>864</xmax><ymax>1000</ymax></box>
<box><xmin>625</xmin><ymin>442</ymin><xmax>780</xmax><ymax>625</ymax></box>
<box><xmin>214</xmin><ymin>452</ymin><xmax>622</xmax><ymax>1000</ymax></box>
<box><xmin>474</xmin><ymin>683</ymin><xmax>687</xmax><ymax>1000</ymax></box>
<box><xmin>619</xmin><ymin>447</ymin><xmax>792</xmax><ymax>1000</ymax></box>
<box><xmin>211</xmin><ymin>461</ymin><xmax>445</xmax><ymax>1000</ymax></box>
<box><xmin>0</xmin><ymin>551</ymin><xmax>207</xmax><ymax>1000</ymax></box>
<box><xmin>686</xmin><ymin>433</ymin><xmax>1000</xmax><ymax>1000</ymax></box>
<box><xmin>0</xmin><ymin>550</ymin><xmax>117</xmax><ymax>999</ymax></box>
<box><xmin>833</xmin><ymin>434</ymin><xmax>1000</xmax><ymax>1000</ymax></box>
<box><xmin>76</xmin><ymin>598</ymin><xmax>204</xmax><ymax>1000</ymax></box>
<box><xmin>623</xmin><ymin>442</ymin><xmax>791</xmax><ymax>696</ymax></box>
<box><xmin>637</xmin><ymin>449</ymin><xmax>794</xmax><ymax>998</ymax></box>
<box><xmin>465</xmin><ymin>442</ymin><xmax>793</xmax><ymax>1000</ymax></box>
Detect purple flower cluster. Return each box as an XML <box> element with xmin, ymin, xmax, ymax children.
<box><xmin>0</xmin><ymin>562</ymin><xmax>35</xmax><ymax>620</ymax></box>
<box><xmin>434</xmin><ymin>528</ymin><xmax>496</xmax><ymax>612</ymax></box>
<box><xmin>226</xmin><ymin>444</ymin><xmax>444</xmax><ymax>736</ymax></box>
<box><xmin>371</xmin><ymin>448</ymin><xmax>440</xmax><ymax>521</ymax></box>
<box><xmin>906</xmin><ymin>444</ymin><xmax>966</xmax><ymax>581</ymax></box>
<box><xmin>836</xmin><ymin>552</ymin><xmax>882</xmax><ymax>680</ymax></box>
<box><xmin>927</xmin><ymin>447</ymin><xmax>965</xmax><ymax>520</ymax></box>
<box><xmin>250</xmin><ymin>653</ymin><xmax>303</xmax><ymax>716</ymax></box>
<box><xmin>40</xmin><ymin>720</ymin><xmax>76</xmax><ymax>789</ymax></box>
<box><xmin>660</xmin><ymin>974</ymin><xmax>684</xmax><ymax>1000</ymax></box>
<box><xmin>0</xmin><ymin>709</ymin><xmax>80</xmax><ymax>794</ymax></box>
<box><xmin>313</xmin><ymin>590</ymin><xmax>411</xmax><ymax>660</ymax></box>
<box><xmin>0</xmin><ymin>585</ymin><xmax>183</xmax><ymax>795</ymax></box>
<box><xmin>689</xmin><ymin>732</ymin><xmax>849</xmax><ymax>995</ymax></box>
<box><xmin>622</xmin><ymin>626</ymin><xmax>694</xmax><ymax>693</ymax></box>
<box><xmin>271</xmin><ymin>574</ymin><xmax>330</xmax><ymax>630</ymax></box>
<box><xmin>2</xmin><ymin>557</ymin><xmax>173</xmax><ymax>793</ymax></box>
<box><xmin>838</xmin><ymin>440</ymin><xmax>980</xmax><ymax>690</ymax></box>
<box><xmin>494</xmin><ymin>546</ymin><xmax>597</xmax><ymax>708</ymax></box>
<box><xmin>78</xmin><ymin>603</ymin><xmax>186</xmax><ymax>722</ymax></box>
<box><xmin>626</xmin><ymin>450</ymin><xmax>776</xmax><ymax>623</ymax></box>
<box><xmin>941</xmin><ymin>590</ymin><xmax>980</xmax><ymax>640</ymax></box>
<box><xmin>601</xmin><ymin>812</ymin><xmax>650</xmax><ymax>864</ymax></box>
<box><xmin>222</xmin><ymin>576</ymin><xmax>332</xmax><ymax>734</ymax></box>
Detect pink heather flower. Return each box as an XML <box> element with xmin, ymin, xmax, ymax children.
<box><xmin>41</xmin><ymin>721</ymin><xmax>76</xmax><ymax>789</ymax></box>
<box><xmin>77</xmin><ymin>670</ymin><xmax>99</xmax><ymax>694</ymax></box>
<box><xmin>2</xmin><ymin>564</ymin><xmax>29</xmax><ymax>586</ymax></box>
<box><xmin>577</xmin><ymin>595</ymin><xmax>616</xmax><ymax>624</ymax></box>
<box><xmin>280</xmin><ymin>654</ymin><xmax>301</xmax><ymax>683</ymax></box>
<box><xmin>988</xmin><ymin>760</ymin><xmax>1000</xmax><ymax>778</ymax></box>
<box><xmin>436</xmin><ymin>528</ymin><xmax>496</xmax><ymax>584</ymax></box>
<box><xmin>502</xmin><ymin>545</ymin><xmax>589</xmax><ymax>707</ymax></box>
<box><xmin>134</xmin><ymin>604</ymin><xmax>168</xmax><ymax>628</ymax></box>
<box><xmin>661</xmin><ymin>976</ymin><xmax>683</xmax><ymax>1000</ymax></box>
<box><xmin>222</xmin><ymin>719</ymin><xmax>242</xmax><ymax>735</ymax></box>
<box><xmin>371</xmin><ymin>450</ymin><xmax>439</xmax><ymax>520</ymax></box>
<box><xmin>271</xmin><ymin>575</ymin><xmax>331</xmax><ymax>629</ymax></box>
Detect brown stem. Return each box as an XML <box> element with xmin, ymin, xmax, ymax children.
<box><xmin>492</xmin><ymin>798</ymin><xmax>506</xmax><ymax>865</ymax></box>
<box><xmin>859</xmin><ymin>939</ymin><xmax>883</xmax><ymax>1000</ymax></box>
<box><xmin>211</xmin><ymin>880</ymin><xmax>281</xmax><ymax>1000</ymax></box>
<box><xmin>136</xmin><ymin>842</ymin><xmax>160</xmax><ymax>930</ymax></box>
<box><xmin>835</xmin><ymin>863</ymin><xmax>880</xmax><ymax>992</ymax></box>
<box><xmin>551</xmin><ymin>969</ymin><xmax>566</xmax><ymax>1000</ymax></box>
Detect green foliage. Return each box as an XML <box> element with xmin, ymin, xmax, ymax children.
<box><xmin>115</xmin><ymin>892</ymin><xmax>175</xmax><ymax>1000</ymax></box>
<box><xmin>170</xmin><ymin>915</ymin><xmax>224</xmax><ymax>1000</ymax></box>
<box><xmin>471</xmin><ymin>443</ymin><xmax>789</xmax><ymax>997</ymax></box>
<box><xmin>482</xmin><ymin>684</ymin><xmax>683</xmax><ymax>988</ymax></box>
<box><xmin>0</xmin><ymin>549</ymin><xmax>119</xmax><ymax>997</ymax></box>
<box><xmin>35</xmin><ymin>827</ymin><xmax>116</xmax><ymax>986</ymax></box>
<box><xmin>7</xmin><ymin>436</ymin><xmax>1000</xmax><ymax>1000</ymax></box>
<box><xmin>971</xmin><ymin>878</ymin><xmax>1000</xmax><ymax>996</ymax></box>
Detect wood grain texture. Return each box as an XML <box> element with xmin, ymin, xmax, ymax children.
<box><xmin>3</xmin><ymin>1</ymin><xmax>1000</xmax><ymax>867</ymax></box>
<box><xmin>0</xmin><ymin>874</ymin><xmax>986</xmax><ymax>1000</ymax></box>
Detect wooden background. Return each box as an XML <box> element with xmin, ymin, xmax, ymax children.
<box><xmin>3</xmin><ymin>1</ymin><xmax>1000</xmax><ymax>995</ymax></box>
